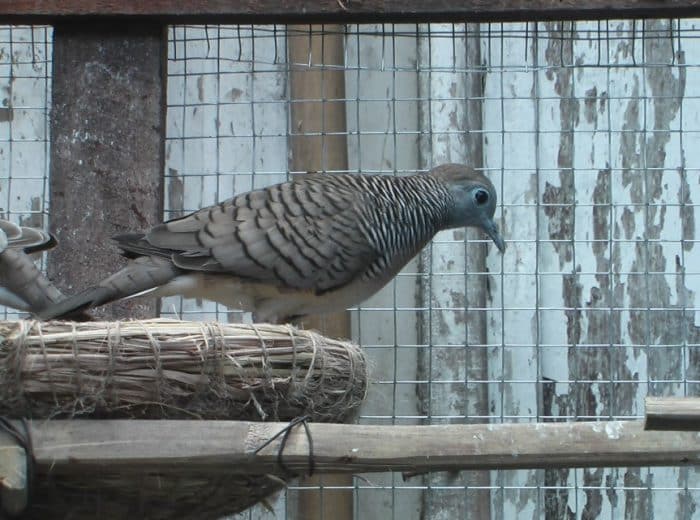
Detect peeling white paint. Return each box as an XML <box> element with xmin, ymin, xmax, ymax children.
<box><xmin>605</xmin><ymin>421</ymin><xmax>623</xmax><ymax>440</ymax></box>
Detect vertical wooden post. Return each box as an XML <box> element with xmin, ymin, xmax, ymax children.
<box><xmin>48</xmin><ymin>23</ymin><xmax>166</xmax><ymax>320</ymax></box>
<box><xmin>287</xmin><ymin>24</ymin><xmax>353</xmax><ymax>520</ymax></box>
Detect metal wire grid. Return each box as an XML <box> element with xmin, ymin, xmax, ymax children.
<box><xmin>0</xmin><ymin>26</ymin><xmax>51</xmax><ymax>320</ymax></box>
<box><xmin>162</xmin><ymin>25</ymin><xmax>289</xmax><ymax>323</ymax></box>
<box><xmin>162</xmin><ymin>21</ymin><xmax>700</xmax><ymax>519</ymax></box>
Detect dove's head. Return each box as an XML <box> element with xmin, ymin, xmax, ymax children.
<box><xmin>429</xmin><ymin>163</ymin><xmax>505</xmax><ymax>253</ymax></box>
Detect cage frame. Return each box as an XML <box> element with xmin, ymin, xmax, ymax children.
<box><xmin>1</xmin><ymin>1</ymin><xmax>700</xmax><ymax>519</ymax></box>
<box><xmin>0</xmin><ymin>0</ymin><xmax>699</xmax><ymax>24</ymax></box>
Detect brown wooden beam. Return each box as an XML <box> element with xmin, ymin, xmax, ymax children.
<box><xmin>1</xmin><ymin>1</ymin><xmax>699</xmax><ymax>24</ymax></box>
<box><xmin>22</xmin><ymin>419</ymin><xmax>700</xmax><ymax>475</ymax></box>
<box><xmin>48</xmin><ymin>23</ymin><xmax>166</xmax><ymax>320</ymax></box>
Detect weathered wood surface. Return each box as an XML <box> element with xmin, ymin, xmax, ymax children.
<box><xmin>1</xmin><ymin>0</ymin><xmax>700</xmax><ymax>23</ymax></box>
<box><xmin>24</xmin><ymin>420</ymin><xmax>700</xmax><ymax>474</ymax></box>
<box><xmin>645</xmin><ymin>397</ymin><xmax>700</xmax><ymax>431</ymax></box>
<box><xmin>416</xmin><ymin>21</ymin><xmax>492</xmax><ymax>519</ymax></box>
<box><xmin>483</xmin><ymin>18</ymin><xmax>700</xmax><ymax>519</ymax></box>
<box><xmin>48</xmin><ymin>24</ymin><xmax>166</xmax><ymax>320</ymax></box>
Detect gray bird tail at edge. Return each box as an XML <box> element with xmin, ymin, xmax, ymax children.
<box><xmin>0</xmin><ymin>220</ymin><xmax>56</xmax><ymax>253</ymax></box>
<box><xmin>37</xmin><ymin>256</ymin><xmax>182</xmax><ymax>320</ymax></box>
<box><xmin>0</xmin><ymin>248</ymin><xmax>64</xmax><ymax>313</ymax></box>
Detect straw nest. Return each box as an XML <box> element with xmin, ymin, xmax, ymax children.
<box><xmin>0</xmin><ymin>318</ymin><xmax>368</xmax><ymax>519</ymax></box>
<box><xmin>0</xmin><ymin>318</ymin><xmax>367</xmax><ymax>422</ymax></box>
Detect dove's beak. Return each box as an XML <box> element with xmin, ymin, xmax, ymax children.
<box><xmin>482</xmin><ymin>218</ymin><xmax>505</xmax><ymax>253</ymax></box>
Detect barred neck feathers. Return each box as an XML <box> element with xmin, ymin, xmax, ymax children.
<box><xmin>351</xmin><ymin>174</ymin><xmax>452</xmax><ymax>280</ymax></box>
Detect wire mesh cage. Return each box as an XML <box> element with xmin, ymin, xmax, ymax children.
<box><xmin>2</xmin><ymin>17</ymin><xmax>699</xmax><ymax>520</ymax></box>
<box><xmin>0</xmin><ymin>26</ymin><xmax>51</xmax><ymax>321</ymax></box>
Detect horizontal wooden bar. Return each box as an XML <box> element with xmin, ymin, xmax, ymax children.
<box><xmin>1</xmin><ymin>1</ymin><xmax>700</xmax><ymax>25</ymax></box>
<box><xmin>645</xmin><ymin>396</ymin><xmax>700</xmax><ymax>431</ymax></box>
<box><xmin>25</xmin><ymin>419</ymin><xmax>700</xmax><ymax>476</ymax></box>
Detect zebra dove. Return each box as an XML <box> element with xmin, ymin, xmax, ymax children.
<box><xmin>39</xmin><ymin>164</ymin><xmax>504</xmax><ymax>322</ymax></box>
<box><xmin>0</xmin><ymin>219</ymin><xmax>65</xmax><ymax>313</ymax></box>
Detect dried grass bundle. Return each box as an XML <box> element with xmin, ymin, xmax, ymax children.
<box><xmin>0</xmin><ymin>319</ymin><xmax>367</xmax><ymax>422</ymax></box>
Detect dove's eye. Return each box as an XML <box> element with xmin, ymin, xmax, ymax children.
<box><xmin>474</xmin><ymin>189</ymin><xmax>489</xmax><ymax>206</ymax></box>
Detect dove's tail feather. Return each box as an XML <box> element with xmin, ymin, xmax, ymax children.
<box><xmin>113</xmin><ymin>232</ymin><xmax>174</xmax><ymax>259</ymax></box>
<box><xmin>0</xmin><ymin>248</ymin><xmax>64</xmax><ymax>312</ymax></box>
<box><xmin>37</xmin><ymin>256</ymin><xmax>182</xmax><ymax>320</ymax></box>
<box><xmin>21</xmin><ymin>233</ymin><xmax>57</xmax><ymax>254</ymax></box>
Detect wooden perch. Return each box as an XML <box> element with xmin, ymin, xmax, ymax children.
<box><xmin>11</xmin><ymin>419</ymin><xmax>700</xmax><ymax>477</ymax></box>
<box><xmin>2</xmin><ymin>418</ymin><xmax>698</xmax><ymax>517</ymax></box>
<box><xmin>645</xmin><ymin>397</ymin><xmax>700</xmax><ymax>431</ymax></box>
